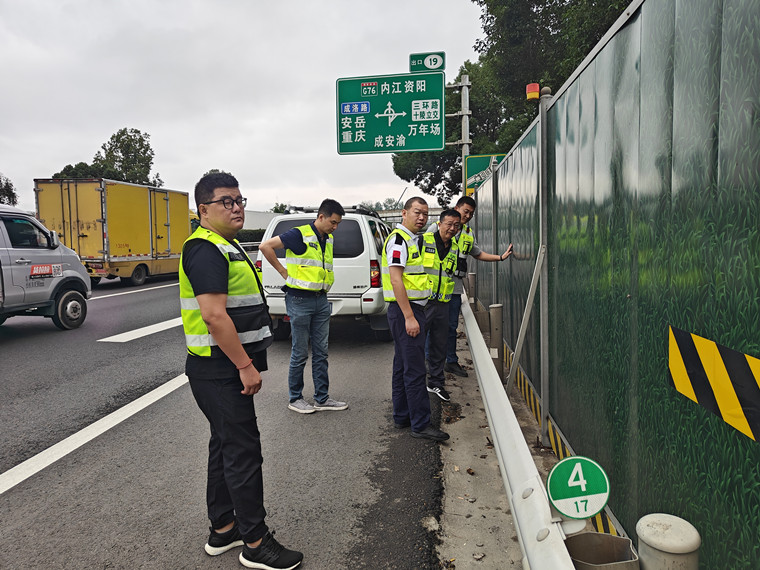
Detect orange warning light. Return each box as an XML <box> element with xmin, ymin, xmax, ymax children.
<box><xmin>526</xmin><ymin>83</ymin><xmax>540</xmax><ymax>100</ymax></box>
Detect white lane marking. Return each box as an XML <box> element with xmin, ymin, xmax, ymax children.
<box><xmin>0</xmin><ymin>374</ymin><xmax>189</xmax><ymax>496</ymax></box>
<box><xmin>91</xmin><ymin>282</ymin><xmax>178</xmax><ymax>301</ymax></box>
<box><xmin>97</xmin><ymin>317</ymin><xmax>183</xmax><ymax>343</ymax></box>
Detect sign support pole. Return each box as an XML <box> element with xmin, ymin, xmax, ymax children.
<box><xmin>445</xmin><ymin>75</ymin><xmax>472</xmax><ymax>195</ymax></box>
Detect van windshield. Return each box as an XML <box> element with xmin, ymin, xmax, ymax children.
<box><xmin>267</xmin><ymin>219</ymin><xmax>363</xmax><ymax>258</ymax></box>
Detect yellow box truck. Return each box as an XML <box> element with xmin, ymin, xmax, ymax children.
<box><xmin>35</xmin><ymin>178</ymin><xmax>192</xmax><ymax>286</ymax></box>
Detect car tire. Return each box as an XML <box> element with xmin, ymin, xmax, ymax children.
<box><xmin>90</xmin><ymin>277</ymin><xmax>102</xmax><ymax>287</ymax></box>
<box><xmin>52</xmin><ymin>290</ymin><xmax>88</xmax><ymax>330</ymax></box>
<box><xmin>0</xmin><ymin>316</ymin><xmax>7</xmax><ymax>326</ymax></box>
<box><xmin>373</xmin><ymin>328</ymin><xmax>393</xmax><ymax>342</ymax></box>
<box><xmin>123</xmin><ymin>264</ymin><xmax>147</xmax><ymax>286</ymax></box>
<box><xmin>272</xmin><ymin>320</ymin><xmax>291</xmax><ymax>341</ymax></box>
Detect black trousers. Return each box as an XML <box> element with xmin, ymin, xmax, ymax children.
<box><xmin>424</xmin><ymin>300</ymin><xmax>450</xmax><ymax>389</ymax></box>
<box><xmin>189</xmin><ymin>375</ymin><xmax>268</xmax><ymax>543</ymax></box>
<box><xmin>388</xmin><ymin>301</ymin><xmax>431</xmax><ymax>431</ymax></box>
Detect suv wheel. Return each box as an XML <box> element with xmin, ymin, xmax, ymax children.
<box><xmin>373</xmin><ymin>328</ymin><xmax>392</xmax><ymax>342</ymax></box>
<box><xmin>272</xmin><ymin>320</ymin><xmax>291</xmax><ymax>341</ymax></box>
<box><xmin>52</xmin><ymin>290</ymin><xmax>88</xmax><ymax>330</ymax></box>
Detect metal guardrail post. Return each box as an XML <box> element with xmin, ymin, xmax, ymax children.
<box><xmin>489</xmin><ymin>304</ymin><xmax>504</xmax><ymax>381</ymax></box>
<box><xmin>461</xmin><ymin>295</ymin><xmax>574</xmax><ymax>569</ymax></box>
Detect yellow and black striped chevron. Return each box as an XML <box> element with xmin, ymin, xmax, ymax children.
<box><xmin>668</xmin><ymin>325</ymin><xmax>760</xmax><ymax>441</ymax></box>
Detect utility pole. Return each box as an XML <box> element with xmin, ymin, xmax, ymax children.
<box><xmin>445</xmin><ymin>74</ymin><xmax>472</xmax><ymax>194</ymax></box>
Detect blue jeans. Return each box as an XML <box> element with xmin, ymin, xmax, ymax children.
<box><xmin>426</xmin><ymin>293</ymin><xmax>462</xmax><ymax>364</ymax></box>
<box><xmin>285</xmin><ymin>293</ymin><xmax>331</xmax><ymax>403</ymax></box>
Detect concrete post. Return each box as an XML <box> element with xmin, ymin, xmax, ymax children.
<box><xmin>467</xmin><ymin>272</ymin><xmax>476</xmax><ymax>305</ymax></box>
<box><xmin>636</xmin><ymin>514</ymin><xmax>700</xmax><ymax>570</ymax></box>
<box><xmin>489</xmin><ymin>304</ymin><xmax>504</xmax><ymax>381</ymax></box>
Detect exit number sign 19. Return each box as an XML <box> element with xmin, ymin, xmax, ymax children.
<box><xmin>410</xmin><ymin>52</ymin><xmax>445</xmax><ymax>72</ymax></box>
<box><xmin>546</xmin><ymin>456</ymin><xmax>610</xmax><ymax>519</ymax></box>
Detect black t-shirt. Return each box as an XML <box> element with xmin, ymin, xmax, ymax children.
<box><xmin>433</xmin><ymin>231</ymin><xmax>452</xmax><ymax>259</ymax></box>
<box><xmin>182</xmin><ymin>239</ymin><xmax>268</xmax><ymax>379</ymax></box>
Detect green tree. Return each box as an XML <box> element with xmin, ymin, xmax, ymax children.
<box><xmin>92</xmin><ymin>128</ymin><xmax>163</xmax><ymax>186</ymax></box>
<box><xmin>272</xmin><ymin>202</ymin><xmax>288</xmax><ymax>213</ymax></box>
<box><xmin>52</xmin><ymin>128</ymin><xmax>163</xmax><ymax>186</ymax></box>
<box><xmin>392</xmin><ymin>0</ymin><xmax>628</xmax><ymax>202</ymax></box>
<box><xmin>52</xmin><ymin>162</ymin><xmax>99</xmax><ymax>179</ymax></box>
<box><xmin>0</xmin><ymin>173</ymin><xmax>19</xmax><ymax>206</ymax></box>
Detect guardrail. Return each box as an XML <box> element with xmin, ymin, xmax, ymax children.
<box><xmin>460</xmin><ymin>294</ymin><xmax>575</xmax><ymax>569</ymax></box>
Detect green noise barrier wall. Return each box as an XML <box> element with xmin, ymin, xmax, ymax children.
<box><xmin>472</xmin><ymin>0</ymin><xmax>760</xmax><ymax>567</ymax></box>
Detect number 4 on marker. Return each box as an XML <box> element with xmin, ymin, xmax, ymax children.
<box><xmin>568</xmin><ymin>462</ymin><xmax>588</xmax><ymax>492</ymax></box>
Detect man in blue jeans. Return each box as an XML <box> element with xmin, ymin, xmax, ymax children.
<box><xmin>259</xmin><ymin>199</ymin><xmax>348</xmax><ymax>414</ymax></box>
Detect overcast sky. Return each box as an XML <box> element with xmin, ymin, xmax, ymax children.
<box><xmin>0</xmin><ymin>0</ymin><xmax>484</xmax><ymax>212</ymax></box>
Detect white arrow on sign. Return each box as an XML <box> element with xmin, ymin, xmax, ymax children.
<box><xmin>375</xmin><ymin>101</ymin><xmax>407</xmax><ymax>126</ymax></box>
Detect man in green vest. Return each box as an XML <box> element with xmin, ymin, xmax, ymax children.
<box><xmin>382</xmin><ymin>196</ymin><xmax>449</xmax><ymax>442</ymax></box>
<box><xmin>259</xmin><ymin>199</ymin><xmax>347</xmax><ymax>414</ymax></box>
<box><xmin>422</xmin><ymin>209</ymin><xmax>462</xmax><ymax>402</ymax></box>
<box><xmin>180</xmin><ymin>172</ymin><xmax>302</xmax><ymax>570</ymax></box>
<box><xmin>430</xmin><ymin>196</ymin><xmax>514</xmax><ymax>377</ymax></box>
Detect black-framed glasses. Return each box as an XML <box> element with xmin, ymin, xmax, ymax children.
<box><xmin>203</xmin><ymin>196</ymin><xmax>247</xmax><ymax>210</ymax></box>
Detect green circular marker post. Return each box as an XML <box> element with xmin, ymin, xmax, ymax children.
<box><xmin>546</xmin><ymin>456</ymin><xmax>610</xmax><ymax>520</ymax></box>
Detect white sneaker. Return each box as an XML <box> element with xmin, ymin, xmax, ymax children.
<box><xmin>313</xmin><ymin>398</ymin><xmax>348</xmax><ymax>411</ymax></box>
<box><xmin>288</xmin><ymin>398</ymin><xmax>316</xmax><ymax>414</ymax></box>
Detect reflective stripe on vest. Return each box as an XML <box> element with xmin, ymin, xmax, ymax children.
<box><xmin>285</xmin><ymin>225</ymin><xmax>334</xmax><ymax>291</ymax></box>
<box><xmin>453</xmin><ymin>224</ymin><xmax>475</xmax><ymax>278</ymax></box>
<box><xmin>179</xmin><ymin>227</ymin><xmax>272</xmax><ymax>357</ymax></box>
<box><xmin>421</xmin><ymin>232</ymin><xmax>458</xmax><ymax>302</ymax></box>
<box><xmin>381</xmin><ymin>227</ymin><xmax>431</xmax><ymax>302</ymax></box>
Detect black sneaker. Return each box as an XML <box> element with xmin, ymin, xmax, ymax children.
<box><xmin>411</xmin><ymin>425</ymin><xmax>450</xmax><ymax>441</ymax></box>
<box><xmin>427</xmin><ymin>386</ymin><xmax>451</xmax><ymax>401</ymax></box>
<box><xmin>444</xmin><ymin>362</ymin><xmax>468</xmax><ymax>377</ymax></box>
<box><xmin>394</xmin><ymin>420</ymin><xmax>411</xmax><ymax>429</ymax></box>
<box><xmin>205</xmin><ymin>523</ymin><xmax>244</xmax><ymax>556</ymax></box>
<box><xmin>239</xmin><ymin>531</ymin><xmax>303</xmax><ymax>569</ymax></box>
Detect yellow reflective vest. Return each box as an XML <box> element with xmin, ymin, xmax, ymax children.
<box><xmin>179</xmin><ymin>227</ymin><xmax>272</xmax><ymax>358</ymax></box>
<box><xmin>381</xmin><ymin>226</ymin><xmax>430</xmax><ymax>302</ymax></box>
<box><xmin>285</xmin><ymin>224</ymin><xmax>334</xmax><ymax>292</ymax></box>
<box><xmin>453</xmin><ymin>224</ymin><xmax>475</xmax><ymax>278</ymax></box>
<box><xmin>422</xmin><ymin>232</ymin><xmax>458</xmax><ymax>302</ymax></box>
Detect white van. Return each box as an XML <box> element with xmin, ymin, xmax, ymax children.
<box><xmin>0</xmin><ymin>205</ymin><xmax>91</xmax><ymax>329</ymax></box>
<box><xmin>257</xmin><ymin>208</ymin><xmax>392</xmax><ymax>340</ymax></box>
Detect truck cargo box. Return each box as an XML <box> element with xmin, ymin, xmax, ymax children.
<box><xmin>35</xmin><ymin>178</ymin><xmax>191</xmax><ymax>285</ymax></box>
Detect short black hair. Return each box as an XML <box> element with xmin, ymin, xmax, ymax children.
<box><xmin>404</xmin><ymin>196</ymin><xmax>428</xmax><ymax>210</ymax></box>
<box><xmin>195</xmin><ymin>172</ymin><xmax>239</xmax><ymax>209</ymax></box>
<box><xmin>318</xmin><ymin>198</ymin><xmax>345</xmax><ymax>218</ymax></box>
<box><xmin>439</xmin><ymin>209</ymin><xmax>461</xmax><ymax>222</ymax></box>
<box><xmin>455</xmin><ymin>196</ymin><xmax>476</xmax><ymax>209</ymax></box>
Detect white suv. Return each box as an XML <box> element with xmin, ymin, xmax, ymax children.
<box><xmin>257</xmin><ymin>208</ymin><xmax>392</xmax><ymax>341</ymax></box>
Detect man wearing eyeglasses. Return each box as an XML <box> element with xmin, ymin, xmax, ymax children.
<box><xmin>179</xmin><ymin>172</ymin><xmax>303</xmax><ymax>569</ymax></box>
<box><xmin>259</xmin><ymin>198</ymin><xmax>348</xmax><ymax>415</ymax></box>
<box><xmin>422</xmin><ymin>209</ymin><xmax>462</xmax><ymax>403</ymax></box>
<box><xmin>428</xmin><ymin>196</ymin><xmax>514</xmax><ymax>378</ymax></box>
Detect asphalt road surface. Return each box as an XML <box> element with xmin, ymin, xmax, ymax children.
<box><xmin>0</xmin><ymin>277</ymin><xmax>446</xmax><ymax>569</ymax></box>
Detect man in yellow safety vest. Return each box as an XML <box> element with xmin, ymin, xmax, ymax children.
<box><xmin>259</xmin><ymin>199</ymin><xmax>347</xmax><ymax>414</ymax></box>
<box><xmin>179</xmin><ymin>172</ymin><xmax>302</xmax><ymax>569</ymax></box>
<box><xmin>382</xmin><ymin>196</ymin><xmax>449</xmax><ymax>442</ymax></box>
<box><xmin>421</xmin><ymin>209</ymin><xmax>462</xmax><ymax>403</ymax></box>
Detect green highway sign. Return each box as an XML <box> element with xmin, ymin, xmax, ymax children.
<box><xmin>546</xmin><ymin>456</ymin><xmax>610</xmax><ymax>519</ymax></box>
<box><xmin>336</xmin><ymin>72</ymin><xmax>445</xmax><ymax>155</ymax></box>
<box><xmin>466</xmin><ymin>154</ymin><xmax>506</xmax><ymax>191</ymax></box>
<box><xmin>410</xmin><ymin>52</ymin><xmax>445</xmax><ymax>72</ymax></box>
